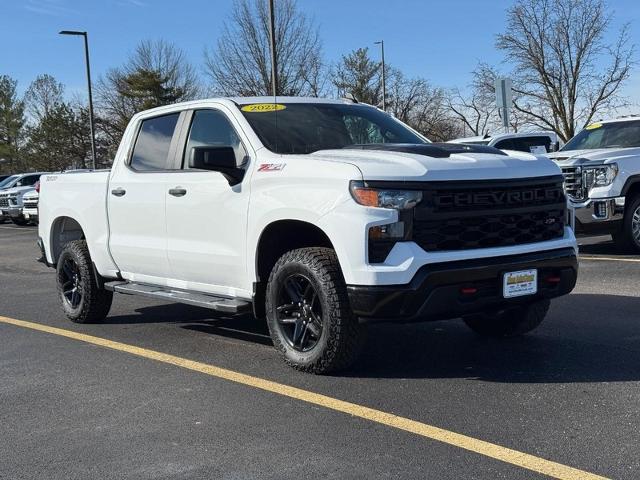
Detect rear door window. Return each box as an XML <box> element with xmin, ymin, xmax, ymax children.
<box><xmin>130</xmin><ymin>113</ymin><xmax>180</xmax><ymax>171</ymax></box>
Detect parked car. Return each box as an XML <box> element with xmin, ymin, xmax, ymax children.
<box><xmin>0</xmin><ymin>172</ymin><xmax>47</xmax><ymax>225</ymax></box>
<box><xmin>38</xmin><ymin>97</ymin><xmax>577</xmax><ymax>373</ymax></box>
<box><xmin>449</xmin><ymin>132</ymin><xmax>560</xmax><ymax>154</ymax></box>
<box><xmin>549</xmin><ymin>116</ymin><xmax>640</xmax><ymax>251</ymax></box>
<box><xmin>21</xmin><ymin>183</ymin><xmax>40</xmax><ymax>224</ymax></box>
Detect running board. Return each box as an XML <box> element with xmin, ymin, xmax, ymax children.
<box><xmin>104</xmin><ymin>281</ymin><xmax>251</xmax><ymax>314</ymax></box>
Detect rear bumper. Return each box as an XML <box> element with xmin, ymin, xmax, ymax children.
<box><xmin>347</xmin><ymin>247</ymin><xmax>577</xmax><ymax>323</ymax></box>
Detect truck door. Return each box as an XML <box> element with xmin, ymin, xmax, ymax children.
<box><xmin>107</xmin><ymin>111</ymin><xmax>184</xmax><ymax>283</ymax></box>
<box><xmin>164</xmin><ymin>108</ymin><xmax>251</xmax><ymax>298</ymax></box>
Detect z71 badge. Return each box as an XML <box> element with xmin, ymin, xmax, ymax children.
<box><xmin>258</xmin><ymin>163</ymin><xmax>286</xmax><ymax>172</ymax></box>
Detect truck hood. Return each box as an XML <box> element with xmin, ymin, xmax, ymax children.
<box><xmin>548</xmin><ymin>147</ymin><xmax>640</xmax><ymax>165</ymax></box>
<box><xmin>0</xmin><ymin>186</ymin><xmax>35</xmax><ymax>197</ymax></box>
<box><xmin>310</xmin><ymin>146</ymin><xmax>561</xmax><ymax>181</ymax></box>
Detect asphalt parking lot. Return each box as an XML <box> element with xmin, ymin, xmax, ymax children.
<box><xmin>1</xmin><ymin>224</ymin><xmax>639</xmax><ymax>479</ymax></box>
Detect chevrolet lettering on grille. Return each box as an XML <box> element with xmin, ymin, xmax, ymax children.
<box><xmin>436</xmin><ymin>187</ymin><xmax>562</xmax><ymax>208</ymax></box>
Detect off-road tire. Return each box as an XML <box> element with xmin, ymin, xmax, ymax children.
<box><xmin>463</xmin><ymin>299</ymin><xmax>550</xmax><ymax>337</ymax></box>
<box><xmin>612</xmin><ymin>195</ymin><xmax>640</xmax><ymax>253</ymax></box>
<box><xmin>265</xmin><ymin>247</ymin><xmax>364</xmax><ymax>374</ymax></box>
<box><xmin>56</xmin><ymin>240</ymin><xmax>113</xmax><ymax>323</ymax></box>
<box><xmin>11</xmin><ymin>216</ymin><xmax>29</xmax><ymax>226</ymax></box>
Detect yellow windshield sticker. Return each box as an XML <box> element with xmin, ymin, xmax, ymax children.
<box><xmin>241</xmin><ymin>103</ymin><xmax>286</xmax><ymax>113</ymax></box>
<box><xmin>586</xmin><ymin>122</ymin><xmax>602</xmax><ymax>130</ymax></box>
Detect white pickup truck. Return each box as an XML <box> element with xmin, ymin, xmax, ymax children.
<box><xmin>549</xmin><ymin>116</ymin><xmax>640</xmax><ymax>251</ymax></box>
<box><xmin>39</xmin><ymin>97</ymin><xmax>578</xmax><ymax>373</ymax></box>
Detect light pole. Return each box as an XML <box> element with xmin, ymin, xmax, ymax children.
<box><xmin>374</xmin><ymin>40</ymin><xmax>386</xmax><ymax>111</ymax></box>
<box><xmin>268</xmin><ymin>0</ymin><xmax>278</xmax><ymax>96</ymax></box>
<box><xmin>59</xmin><ymin>30</ymin><xmax>96</xmax><ymax>170</ymax></box>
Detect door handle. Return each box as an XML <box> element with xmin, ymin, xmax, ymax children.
<box><xmin>168</xmin><ymin>187</ymin><xmax>187</xmax><ymax>197</ymax></box>
<box><xmin>111</xmin><ymin>188</ymin><xmax>126</xmax><ymax>197</ymax></box>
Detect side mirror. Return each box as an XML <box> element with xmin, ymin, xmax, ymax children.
<box><xmin>189</xmin><ymin>146</ymin><xmax>245</xmax><ymax>186</ymax></box>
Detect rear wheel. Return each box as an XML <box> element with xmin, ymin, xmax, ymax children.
<box><xmin>612</xmin><ymin>195</ymin><xmax>640</xmax><ymax>253</ymax></box>
<box><xmin>463</xmin><ymin>299</ymin><xmax>550</xmax><ymax>337</ymax></box>
<box><xmin>56</xmin><ymin>240</ymin><xmax>113</xmax><ymax>323</ymax></box>
<box><xmin>265</xmin><ymin>247</ymin><xmax>363</xmax><ymax>374</ymax></box>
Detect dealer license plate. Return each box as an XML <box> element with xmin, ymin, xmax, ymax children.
<box><xmin>503</xmin><ymin>269</ymin><xmax>537</xmax><ymax>298</ymax></box>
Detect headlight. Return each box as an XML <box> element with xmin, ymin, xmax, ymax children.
<box><xmin>349</xmin><ymin>181</ymin><xmax>423</xmax><ymax>263</ymax></box>
<box><xmin>583</xmin><ymin>164</ymin><xmax>618</xmax><ymax>189</ymax></box>
<box><xmin>349</xmin><ymin>181</ymin><xmax>422</xmax><ymax>210</ymax></box>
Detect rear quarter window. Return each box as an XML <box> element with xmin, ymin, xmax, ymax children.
<box><xmin>130</xmin><ymin>113</ymin><xmax>180</xmax><ymax>171</ymax></box>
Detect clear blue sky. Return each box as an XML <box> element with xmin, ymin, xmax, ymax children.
<box><xmin>1</xmin><ymin>0</ymin><xmax>639</xmax><ymax>106</ymax></box>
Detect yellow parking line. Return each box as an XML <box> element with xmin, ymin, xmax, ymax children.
<box><xmin>580</xmin><ymin>255</ymin><xmax>640</xmax><ymax>263</ymax></box>
<box><xmin>0</xmin><ymin>315</ymin><xmax>608</xmax><ymax>480</ymax></box>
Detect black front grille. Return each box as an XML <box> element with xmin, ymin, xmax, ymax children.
<box><xmin>0</xmin><ymin>196</ymin><xmax>8</xmax><ymax>208</ymax></box>
<box><xmin>412</xmin><ymin>176</ymin><xmax>566</xmax><ymax>252</ymax></box>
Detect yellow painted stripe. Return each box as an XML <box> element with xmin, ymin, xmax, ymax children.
<box><xmin>579</xmin><ymin>255</ymin><xmax>640</xmax><ymax>263</ymax></box>
<box><xmin>0</xmin><ymin>315</ymin><xmax>608</xmax><ymax>480</ymax></box>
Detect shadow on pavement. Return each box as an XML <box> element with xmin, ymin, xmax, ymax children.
<box><xmin>105</xmin><ymin>303</ymin><xmax>272</xmax><ymax>345</ymax></box>
<box><xmin>348</xmin><ymin>293</ymin><xmax>640</xmax><ymax>382</ymax></box>
<box><xmin>104</xmin><ymin>293</ymin><xmax>640</xmax><ymax>383</ymax></box>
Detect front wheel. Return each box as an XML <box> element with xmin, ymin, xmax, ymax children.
<box><xmin>56</xmin><ymin>240</ymin><xmax>113</xmax><ymax>323</ymax></box>
<box><xmin>265</xmin><ymin>247</ymin><xmax>364</xmax><ymax>374</ymax></box>
<box><xmin>463</xmin><ymin>299</ymin><xmax>550</xmax><ymax>337</ymax></box>
<box><xmin>612</xmin><ymin>195</ymin><xmax>640</xmax><ymax>253</ymax></box>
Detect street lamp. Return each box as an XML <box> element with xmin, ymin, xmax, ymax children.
<box><xmin>374</xmin><ymin>40</ymin><xmax>386</xmax><ymax>111</ymax></box>
<box><xmin>268</xmin><ymin>0</ymin><xmax>278</xmax><ymax>96</ymax></box>
<box><xmin>59</xmin><ymin>30</ymin><xmax>97</xmax><ymax>170</ymax></box>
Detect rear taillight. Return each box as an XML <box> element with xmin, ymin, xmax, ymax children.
<box><xmin>35</xmin><ymin>181</ymin><xmax>40</xmax><ymax>193</ymax></box>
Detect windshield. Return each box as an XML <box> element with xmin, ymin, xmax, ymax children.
<box><xmin>562</xmin><ymin>120</ymin><xmax>640</xmax><ymax>151</ymax></box>
<box><xmin>0</xmin><ymin>175</ymin><xmax>18</xmax><ymax>189</ymax></box>
<box><xmin>239</xmin><ymin>103</ymin><xmax>426</xmax><ymax>154</ymax></box>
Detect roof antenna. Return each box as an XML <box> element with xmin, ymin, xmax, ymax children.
<box><xmin>268</xmin><ymin>0</ymin><xmax>279</xmax><ymax>152</ymax></box>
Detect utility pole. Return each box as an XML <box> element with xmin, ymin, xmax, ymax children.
<box><xmin>268</xmin><ymin>0</ymin><xmax>278</xmax><ymax>96</ymax></box>
<box><xmin>59</xmin><ymin>30</ymin><xmax>97</xmax><ymax>169</ymax></box>
<box><xmin>374</xmin><ymin>40</ymin><xmax>386</xmax><ymax>111</ymax></box>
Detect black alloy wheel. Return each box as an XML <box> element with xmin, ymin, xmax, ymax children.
<box><xmin>59</xmin><ymin>257</ymin><xmax>83</xmax><ymax>309</ymax></box>
<box><xmin>275</xmin><ymin>273</ymin><xmax>324</xmax><ymax>352</ymax></box>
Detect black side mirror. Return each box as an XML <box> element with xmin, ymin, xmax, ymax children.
<box><xmin>189</xmin><ymin>146</ymin><xmax>245</xmax><ymax>186</ymax></box>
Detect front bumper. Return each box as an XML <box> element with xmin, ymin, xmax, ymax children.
<box><xmin>571</xmin><ymin>197</ymin><xmax>624</xmax><ymax>234</ymax></box>
<box><xmin>0</xmin><ymin>206</ymin><xmax>22</xmax><ymax>219</ymax></box>
<box><xmin>22</xmin><ymin>207</ymin><xmax>38</xmax><ymax>221</ymax></box>
<box><xmin>347</xmin><ymin>247</ymin><xmax>577</xmax><ymax>323</ymax></box>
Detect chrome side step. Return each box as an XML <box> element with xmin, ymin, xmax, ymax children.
<box><xmin>104</xmin><ymin>281</ymin><xmax>251</xmax><ymax>314</ymax></box>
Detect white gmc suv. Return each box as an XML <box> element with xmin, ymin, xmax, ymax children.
<box><xmin>38</xmin><ymin>97</ymin><xmax>578</xmax><ymax>373</ymax></box>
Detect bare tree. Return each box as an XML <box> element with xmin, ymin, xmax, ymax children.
<box><xmin>24</xmin><ymin>74</ymin><xmax>65</xmax><ymax>122</ymax></box>
<box><xmin>447</xmin><ymin>86</ymin><xmax>495</xmax><ymax>137</ymax></box>
<box><xmin>387</xmin><ymin>69</ymin><xmax>461</xmax><ymax>141</ymax></box>
<box><xmin>205</xmin><ymin>0</ymin><xmax>325</xmax><ymax>96</ymax></box>
<box><xmin>496</xmin><ymin>0</ymin><xmax>634</xmax><ymax>142</ymax></box>
<box><xmin>97</xmin><ymin>39</ymin><xmax>201</xmax><ymax>154</ymax></box>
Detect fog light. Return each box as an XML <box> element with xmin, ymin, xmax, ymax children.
<box><xmin>369</xmin><ymin>222</ymin><xmax>405</xmax><ymax>240</ymax></box>
<box><xmin>594</xmin><ymin>201</ymin><xmax>608</xmax><ymax>219</ymax></box>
